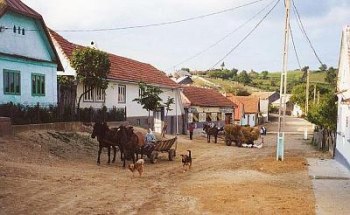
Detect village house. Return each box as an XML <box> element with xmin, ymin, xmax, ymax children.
<box><xmin>251</xmin><ymin>91</ymin><xmax>280</xmax><ymax>122</ymax></box>
<box><xmin>271</xmin><ymin>94</ymin><xmax>295</xmax><ymax>115</ymax></box>
<box><xmin>226</xmin><ymin>95</ymin><xmax>260</xmax><ymax>127</ymax></box>
<box><xmin>180</xmin><ymin>86</ymin><xmax>235</xmax><ymax>134</ymax></box>
<box><xmin>336</xmin><ymin>26</ymin><xmax>350</xmax><ymax>169</ymax></box>
<box><xmin>50</xmin><ymin>31</ymin><xmax>184</xmax><ymax>134</ymax></box>
<box><xmin>0</xmin><ymin>0</ymin><xmax>63</xmax><ymax>106</ymax></box>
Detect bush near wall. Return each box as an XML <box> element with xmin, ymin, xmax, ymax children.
<box><xmin>0</xmin><ymin>102</ymin><xmax>125</xmax><ymax>125</ymax></box>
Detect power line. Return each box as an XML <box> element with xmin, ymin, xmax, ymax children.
<box><xmin>291</xmin><ymin>0</ymin><xmax>324</xmax><ymax>66</ymax></box>
<box><xmin>171</xmin><ymin>0</ymin><xmax>277</xmax><ymax>70</ymax></box>
<box><xmin>209</xmin><ymin>0</ymin><xmax>281</xmax><ymax>70</ymax></box>
<box><xmin>289</xmin><ymin>24</ymin><xmax>302</xmax><ymax>70</ymax></box>
<box><xmin>43</xmin><ymin>0</ymin><xmax>268</xmax><ymax>33</ymax></box>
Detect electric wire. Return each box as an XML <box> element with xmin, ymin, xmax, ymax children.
<box><xmin>289</xmin><ymin>24</ymin><xmax>302</xmax><ymax>70</ymax></box>
<box><xmin>26</xmin><ymin>0</ymin><xmax>268</xmax><ymax>33</ymax></box>
<box><xmin>209</xmin><ymin>0</ymin><xmax>281</xmax><ymax>70</ymax></box>
<box><xmin>170</xmin><ymin>0</ymin><xmax>276</xmax><ymax>71</ymax></box>
<box><xmin>291</xmin><ymin>0</ymin><xmax>323</xmax><ymax>65</ymax></box>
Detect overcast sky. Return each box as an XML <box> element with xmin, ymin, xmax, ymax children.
<box><xmin>22</xmin><ymin>0</ymin><xmax>350</xmax><ymax>73</ymax></box>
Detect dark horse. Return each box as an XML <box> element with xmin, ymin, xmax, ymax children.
<box><xmin>122</xmin><ymin>126</ymin><xmax>145</xmax><ymax>168</ymax></box>
<box><xmin>203</xmin><ymin>124</ymin><xmax>223</xmax><ymax>143</ymax></box>
<box><xmin>91</xmin><ymin>122</ymin><xmax>124</xmax><ymax>165</ymax></box>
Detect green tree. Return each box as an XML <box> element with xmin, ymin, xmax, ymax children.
<box><xmin>307</xmin><ymin>92</ymin><xmax>337</xmax><ymax>130</ymax></box>
<box><xmin>162</xmin><ymin>96</ymin><xmax>175</xmax><ymax>137</ymax></box>
<box><xmin>70</xmin><ymin>47</ymin><xmax>111</xmax><ymax>113</ymax></box>
<box><xmin>261</xmin><ymin>71</ymin><xmax>268</xmax><ymax>79</ymax></box>
<box><xmin>133</xmin><ymin>82</ymin><xmax>163</xmax><ymax>128</ymax></box>
<box><xmin>248</xmin><ymin>70</ymin><xmax>259</xmax><ymax>79</ymax></box>
<box><xmin>290</xmin><ymin>84</ymin><xmax>307</xmax><ymax>110</ymax></box>
<box><xmin>237</xmin><ymin>70</ymin><xmax>251</xmax><ymax>85</ymax></box>
<box><xmin>325</xmin><ymin>67</ymin><xmax>337</xmax><ymax>87</ymax></box>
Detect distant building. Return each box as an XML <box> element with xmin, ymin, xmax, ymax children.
<box><xmin>226</xmin><ymin>95</ymin><xmax>260</xmax><ymax>127</ymax></box>
<box><xmin>175</xmin><ymin>76</ymin><xmax>193</xmax><ymax>85</ymax></box>
<box><xmin>181</xmin><ymin>86</ymin><xmax>235</xmax><ymax>134</ymax></box>
<box><xmin>0</xmin><ymin>0</ymin><xmax>63</xmax><ymax>106</ymax></box>
<box><xmin>251</xmin><ymin>91</ymin><xmax>280</xmax><ymax>122</ymax></box>
<box><xmin>336</xmin><ymin>26</ymin><xmax>350</xmax><ymax>169</ymax></box>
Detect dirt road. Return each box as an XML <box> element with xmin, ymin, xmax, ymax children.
<box><xmin>0</xmin><ymin>118</ymin><xmax>327</xmax><ymax>214</ymax></box>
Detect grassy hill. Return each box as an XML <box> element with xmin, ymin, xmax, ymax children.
<box><xmin>192</xmin><ymin>70</ymin><xmax>329</xmax><ymax>94</ymax></box>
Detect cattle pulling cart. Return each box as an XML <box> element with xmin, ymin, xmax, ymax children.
<box><xmin>145</xmin><ymin>136</ymin><xmax>177</xmax><ymax>164</ymax></box>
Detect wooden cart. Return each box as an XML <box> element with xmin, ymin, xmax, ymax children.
<box><xmin>146</xmin><ymin>137</ymin><xmax>177</xmax><ymax>164</ymax></box>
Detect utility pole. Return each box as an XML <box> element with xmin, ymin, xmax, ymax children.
<box><xmin>305</xmin><ymin>69</ymin><xmax>309</xmax><ymax>114</ymax></box>
<box><xmin>277</xmin><ymin>0</ymin><xmax>291</xmax><ymax>161</ymax></box>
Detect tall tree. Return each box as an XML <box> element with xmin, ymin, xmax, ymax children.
<box><xmin>70</xmin><ymin>47</ymin><xmax>111</xmax><ymax>114</ymax></box>
<box><xmin>237</xmin><ymin>70</ymin><xmax>251</xmax><ymax>85</ymax></box>
<box><xmin>133</xmin><ymin>82</ymin><xmax>163</xmax><ymax>128</ymax></box>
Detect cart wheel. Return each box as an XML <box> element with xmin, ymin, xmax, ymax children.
<box><xmin>168</xmin><ymin>149</ymin><xmax>175</xmax><ymax>161</ymax></box>
<box><xmin>150</xmin><ymin>151</ymin><xmax>158</xmax><ymax>164</ymax></box>
<box><xmin>225</xmin><ymin>139</ymin><xmax>232</xmax><ymax>146</ymax></box>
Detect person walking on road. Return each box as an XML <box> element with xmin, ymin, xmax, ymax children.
<box><xmin>188</xmin><ymin>122</ymin><xmax>195</xmax><ymax>140</ymax></box>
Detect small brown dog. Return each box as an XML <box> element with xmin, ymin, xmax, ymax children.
<box><xmin>128</xmin><ymin>159</ymin><xmax>145</xmax><ymax>177</ymax></box>
<box><xmin>181</xmin><ymin>150</ymin><xmax>192</xmax><ymax>170</ymax></box>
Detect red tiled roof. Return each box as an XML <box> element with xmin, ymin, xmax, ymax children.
<box><xmin>50</xmin><ymin>30</ymin><xmax>179</xmax><ymax>88</ymax></box>
<box><xmin>227</xmin><ymin>95</ymin><xmax>259</xmax><ymax>113</ymax></box>
<box><xmin>226</xmin><ymin>95</ymin><xmax>244</xmax><ymax>120</ymax></box>
<box><xmin>0</xmin><ymin>0</ymin><xmax>41</xmax><ymax>19</ymax></box>
<box><xmin>0</xmin><ymin>0</ymin><xmax>63</xmax><ymax>71</ymax></box>
<box><xmin>182</xmin><ymin>86</ymin><xmax>234</xmax><ymax>107</ymax></box>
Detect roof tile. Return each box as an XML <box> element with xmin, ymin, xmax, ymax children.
<box><xmin>182</xmin><ymin>86</ymin><xmax>234</xmax><ymax>107</ymax></box>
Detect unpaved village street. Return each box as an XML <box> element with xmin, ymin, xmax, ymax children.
<box><xmin>0</xmin><ymin>116</ymin><xmax>327</xmax><ymax>214</ymax></box>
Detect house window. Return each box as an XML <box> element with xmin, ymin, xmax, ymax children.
<box><xmin>83</xmin><ymin>85</ymin><xmax>93</xmax><ymax>101</ymax></box>
<box><xmin>95</xmin><ymin>87</ymin><xmax>105</xmax><ymax>102</ymax></box>
<box><xmin>118</xmin><ymin>85</ymin><xmax>126</xmax><ymax>103</ymax></box>
<box><xmin>31</xmin><ymin>74</ymin><xmax>45</xmax><ymax>96</ymax></box>
<box><xmin>3</xmin><ymin>69</ymin><xmax>20</xmax><ymax>95</ymax></box>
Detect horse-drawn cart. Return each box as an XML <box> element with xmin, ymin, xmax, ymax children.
<box><xmin>145</xmin><ymin>137</ymin><xmax>177</xmax><ymax>164</ymax></box>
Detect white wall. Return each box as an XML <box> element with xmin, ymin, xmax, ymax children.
<box><xmin>336</xmin><ymin>104</ymin><xmax>350</xmax><ymax>165</ymax></box>
<box><xmin>336</xmin><ymin>27</ymin><xmax>350</xmax><ymax>167</ymax></box>
<box><xmin>77</xmin><ymin>81</ymin><xmax>182</xmax><ymax>117</ymax></box>
<box><xmin>240</xmin><ymin>113</ymin><xmax>256</xmax><ymax>127</ymax></box>
<box><xmin>0</xmin><ymin>57</ymin><xmax>57</xmax><ymax>105</ymax></box>
<box><xmin>0</xmin><ymin>12</ymin><xmax>53</xmax><ymax>61</ymax></box>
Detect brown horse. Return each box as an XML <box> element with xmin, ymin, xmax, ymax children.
<box><xmin>122</xmin><ymin>126</ymin><xmax>145</xmax><ymax>168</ymax></box>
<box><xmin>203</xmin><ymin>124</ymin><xmax>223</xmax><ymax>143</ymax></box>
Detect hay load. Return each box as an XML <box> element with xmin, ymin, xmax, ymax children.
<box><xmin>224</xmin><ymin>125</ymin><xmax>260</xmax><ymax>147</ymax></box>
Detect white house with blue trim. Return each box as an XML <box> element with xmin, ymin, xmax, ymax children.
<box><xmin>336</xmin><ymin>26</ymin><xmax>350</xmax><ymax>170</ymax></box>
<box><xmin>0</xmin><ymin>0</ymin><xmax>63</xmax><ymax>106</ymax></box>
